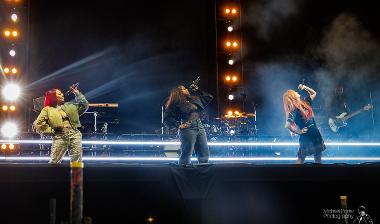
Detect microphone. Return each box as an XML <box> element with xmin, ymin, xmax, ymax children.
<box><xmin>65</xmin><ymin>82</ymin><xmax>79</xmax><ymax>95</ymax></box>
<box><xmin>189</xmin><ymin>76</ymin><xmax>200</xmax><ymax>90</ymax></box>
<box><xmin>298</xmin><ymin>79</ymin><xmax>305</xmax><ymax>91</ymax></box>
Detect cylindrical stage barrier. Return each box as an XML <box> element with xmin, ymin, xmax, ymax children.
<box><xmin>70</xmin><ymin>162</ymin><xmax>84</xmax><ymax>224</ymax></box>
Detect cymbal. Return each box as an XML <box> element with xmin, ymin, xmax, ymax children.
<box><xmin>244</xmin><ymin>113</ymin><xmax>256</xmax><ymax>117</ymax></box>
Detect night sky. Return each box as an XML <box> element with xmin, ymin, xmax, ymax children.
<box><xmin>27</xmin><ymin>0</ymin><xmax>380</xmax><ymax>136</ymax></box>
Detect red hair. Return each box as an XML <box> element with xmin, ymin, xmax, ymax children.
<box><xmin>44</xmin><ymin>89</ymin><xmax>58</xmax><ymax>107</ymax></box>
<box><xmin>283</xmin><ymin>89</ymin><xmax>313</xmax><ymax>122</ymax></box>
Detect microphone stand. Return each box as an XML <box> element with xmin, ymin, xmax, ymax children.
<box><xmin>369</xmin><ymin>91</ymin><xmax>375</xmax><ymax>137</ymax></box>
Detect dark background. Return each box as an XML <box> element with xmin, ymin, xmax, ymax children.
<box><xmin>27</xmin><ymin>0</ymin><xmax>380</xmax><ymax>136</ymax></box>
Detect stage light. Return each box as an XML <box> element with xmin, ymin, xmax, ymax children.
<box><xmin>11</xmin><ymin>68</ymin><xmax>17</xmax><ymax>74</ymax></box>
<box><xmin>229</xmin><ymin>129</ymin><xmax>236</xmax><ymax>135</ymax></box>
<box><xmin>2</xmin><ymin>83</ymin><xmax>21</xmax><ymax>101</ymax></box>
<box><xmin>225</xmin><ymin>41</ymin><xmax>231</xmax><ymax>47</ymax></box>
<box><xmin>11</xmin><ymin>14</ymin><xmax>18</xmax><ymax>22</ymax></box>
<box><xmin>228</xmin><ymin>94</ymin><xmax>234</xmax><ymax>100</ymax></box>
<box><xmin>9</xmin><ymin>49</ymin><xmax>16</xmax><ymax>57</ymax></box>
<box><xmin>225</xmin><ymin>75</ymin><xmax>231</xmax><ymax>81</ymax></box>
<box><xmin>232</xmin><ymin>76</ymin><xmax>237</xmax><ymax>82</ymax></box>
<box><xmin>147</xmin><ymin>217</ymin><xmax>155</xmax><ymax>223</ymax></box>
<box><xmin>4</xmin><ymin>67</ymin><xmax>10</xmax><ymax>74</ymax></box>
<box><xmin>225</xmin><ymin>8</ymin><xmax>231</xmax><ymax>14</ymax></box>
<box><xmin>1</xmin><ymin>122</ymin><xmax>18</xmax><ymax>138</ymax></box>
<box><xmin>9</xmin><ymin>144</ymin><xmax>15</xmax><ymax>150</ymax></box>
<box><xmin>234</xmin><ymin>110</ymin><xmax>239</xmax><ymax>115</ymax></box>
<box><xmin>4</xmin><ymin>30</ymin><xmax>11</xmax><ymax>37</ymax></box>
<box><xmin>2</xmin><ymin>105</ymin><xmax>8</xmax><ymax>111</ymax></box>
<box><xmin>232</xmin><ymin>41</ymin><xmax>238</xmax><ymax>47</ymax></box>
<box><xmin>12</xmin><ymin>30</ymin><xmax>18</xmax><ymax>37</ymax></box>
<box><xmin>228</xmin><ymin>59</ymin><xmax>234</xmax><ymax>65</ymax></box>
<box><xmin>227</xmin><ymin>26</ymin><xmax>233</xmax><ymax>32</ymax></box>
<box><xmin>1</xmin><ymin>144</ymin><xmax>6</xmax><ymax>150</ymax></box>
<box><xmin>10</xmin><ymin>105</ymin><xmax>16</xmax><ymax>111</ymax></box>
<box><xmin>231</xmin><ymin>8</ymin><xmax>237</xmax><ymax>14</ymax></box>
<box><xmin>227</xmin><ymin>110</ymin><xmax>233</xmax><ymax>116</ymax></box>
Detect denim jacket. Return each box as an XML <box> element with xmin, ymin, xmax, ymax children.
<box><xmin>33</xmin><ymin>92</ymin><xmax>89</xmax><ymax>135</ymax></box>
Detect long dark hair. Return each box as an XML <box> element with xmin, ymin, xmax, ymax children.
<box><xmin>165</xmin><ymin>85</ymin><xmax>197</xmax><ymax>109</ymax></box>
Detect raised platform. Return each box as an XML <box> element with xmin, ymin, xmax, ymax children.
<box><xmin>0</xmin><ymin>163</ymin><xmax>379</xmax><ymax>223</ymax></box>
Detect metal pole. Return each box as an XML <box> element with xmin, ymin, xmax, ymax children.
<box><xmin>70</xmin><ymin>162</ymin><xmax>84</xmax><ymax>224</ymax></box>
<box><xmin>49</xmin><ymin>198</ymin><xmax>56</xmax><ymax>224</ymax></box>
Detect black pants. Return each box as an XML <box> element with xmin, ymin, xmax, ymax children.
<box><xmin>179</xmin><ymin>119</ymin><xmax>210</xmax><ymax>165</ymax></box>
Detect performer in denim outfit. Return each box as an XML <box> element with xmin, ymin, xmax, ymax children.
<box><xmin>34</xmin><ymin>86</ymin><xmax>89</xmax><ymax>163</ymax></box>
<box><xmin>164</xmin><ymin>85</ymin><xmax>213</xmax><ymax>165</ymax></box>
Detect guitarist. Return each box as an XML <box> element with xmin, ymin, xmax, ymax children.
<box><xmin>327</xmin><ymin>86</ymin><xmax>352</xmax><ymax>135</ymax></box>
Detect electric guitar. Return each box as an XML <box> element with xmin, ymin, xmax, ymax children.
<box><xmin>328</xmin><ymin>104</ymin><xmax>373</xmax><ymax>133</ymax></box>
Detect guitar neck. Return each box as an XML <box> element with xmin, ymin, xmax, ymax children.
<box><xmin>342</xmin><ymin>109</ymin><xmax>364</xmax><ymax>121</ymax></box>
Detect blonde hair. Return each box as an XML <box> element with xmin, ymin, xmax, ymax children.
<box><xmin>283</xmin><ymin>89</ymin><xmax>313</xmax><ymax>121</ymax></box>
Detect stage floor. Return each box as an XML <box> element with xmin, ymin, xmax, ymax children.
<box><xmin>0</xmin><ymin>163</ymin><xmax>379</xmax><ymax>223</ymax></box>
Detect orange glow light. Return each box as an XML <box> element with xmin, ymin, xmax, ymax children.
<box><xmin>231</xmin><ymin>8</ymin><xmax>237</xmax><ymax>14</ymax></box>
<box><xmin>227</xmin><ymin>110</ymin><xmax>233</xmax><ymax>116</ymax></box>
<box><xmin>4</xmin><ymin>67</ymin><xmax>10</xmax><ymax>74</ymax></box>
<box><xmin>232</xmin><ymin>76</ymin><xmax>238</xmax><ymax>82</ymax></box>
<box><xmin>12</xmin><ymin>30</ymin><xmax>18</xmax><ymax>37</ymax></box>
<box><xmin>9</xmin><ymin>144</ymin><xmax>15</xmax><ymax>150</ymax></box>
<box><xmin>10</xmin><ymin>105</ymin><xmax>16</xmax><ymax>111</ymax></box>
<box><xmin>225</xmin><ymin>75</ymin><xmax>231</xmax><ymax>81</ymax></box>
<box><xmin>225</xmin><ymin>41</ymin><xmax>231</xmax><ymax>47</ymax></box>
<box><xmin>11</xmin><ymin>68</ymin><xmax>17</xmax><ymax>74</ymax></box>
<box><xmin>2</xmin><ymin>105</ymin><xmax>8</xmax><ymax>111</ymax></box>
<box><xmin>234</xmin><ymin>110</ymin><xmax>239</xmax><ymax>115</ymax></box>
<box><xmin>4</xmin><ymin>30</ymin><xmax>11</xmax><ymax>37</ymax></box>
<box><xmin>232</xmin><ymin>41</ymin><xmax>238</xmax><ymax>47</ymax></box>
<box><xmin>1</xmin><ymin>144</ymin><xmax>6</xmax><ymax>150</ymax></box>
<box><xmin>225</xmin><ymin>8</ymin><xmax>231</xmax><ymax>14</ymax></box>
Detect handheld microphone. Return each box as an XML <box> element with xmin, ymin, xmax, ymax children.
<box><xmin>189</xmin><ymin>76</ymin><xmax>200</xmax><ymax>90</ymax></box>
<box><xmin>65</xmin><ymin>82</ymin><xmax>79</xmax><ymax>95</ymax></box>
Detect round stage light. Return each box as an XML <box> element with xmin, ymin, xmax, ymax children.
<box><xmin>4</xmin><ymin>67</ymin><xmax>10</xmax><ymax>74</ymax></box>
<box><xmin>11</xmin><ymin>14</ymin><xmax>18</xmax><ymax>22</ymax></box>
<box><xmin>225</xmin><ymin>75</ymin><xmax>231</xmax><ymax>81</ymax></box>
<box><xmin>2</xmin><ymin>105</ymin><xmax>8</xmax><ymax>111</ymax></box>
<box><xmin>1</xmin><ymin>122</ymin><xmax>18</xmax><ymax>138</ymax></box>
<box><xmin>9</xmin><ymin>49</ymin><xmax>16</xmax><ymax>57</ymax></box>
<box><xmin>234</xmin><ymin>110</ymin><xmax>239</xmax><ymax>115</ymax></box>
<box><xmin>2</xmin><ymin>83</ymin><xmax>21</xmax><ymax>101</ymax></box>
<box><xmin>225</xmin><ymin>41</ymin><xmax>231</xmax><ymax>47</ymax></box>
<box><xmin>228</xmin><ymin>94</ymin><xmax>234</xmax><ymax>101</ymax></box>
<box><xmin>232</xmin><ymin>41</ymin><xmax>238</xmax><ymax>47</ymax></box>
<box><xmin>4</xmin><ymin>30</ymin><xmax>11</xmax><ymax>37</ymax></box>
<box><xmin>1</xmin><ymin>144</ymin><xmax>6</xmax><ymax>150</ymax></box>
<box><xmin>9</xmin><ymin>144</ymin><xmax>15</xmax><ymax>150</ymax></box>
<box><xmin>12</xmin><ymin>30</ymin><xmax>18</xmax><ymax>37</ymax></box>
<box><xmin>227</xmin><ymin>26</ymin><xmax>233</xmax><ymax>32</ymax></box>
<box><xmin>228</xmin><ymin>59</ymin><xmax>234</xmax><ymax>65</ymax></box>
<box><xmin>225</xmin><ymin>8</ymin><xmax>231</xmax><ymax>14</ymax></box>
<box><xmin>11</xmin><ymin>68</ymin><xmax>17</xmax><ymax>74</ymax></box>
<box><xmin>10</xmin><ymin>105</ymin><xmax>16</xmax><ymax>111</ymax></box>
<box><xmin>227</xmin><ymin>110</ymin><xmax>233</xmax><ymax>116</ymax></box>
<box><xmin>232</xmin><ymin>76</ymin><xmax>237</xmax><ymax>82</ymax></box>
<box><xmin>231</xmin><ymin>8</ymin><xmax>237</xmax><ymax>14</ymax></box>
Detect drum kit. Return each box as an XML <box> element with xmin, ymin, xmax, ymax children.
<box><xmin>204</xmin><ymin>112</ymin><xmax>257</xmax><ymax>136</ymax></box>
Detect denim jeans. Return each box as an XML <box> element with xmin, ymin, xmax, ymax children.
<box><xmin>179</xmin><ymin>119</ymin><xmax>210</xmax><ymax>165</ymax></box>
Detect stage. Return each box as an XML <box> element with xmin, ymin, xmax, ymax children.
<box><xmin>0</xmin><ymin>163</ymin><xmax>379</xmax><ymax>224</ymax></box>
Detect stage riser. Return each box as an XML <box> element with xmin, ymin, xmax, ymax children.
<box><xmin>0</xmin><ymin>165</ymin><xmax>379</xmax><ymax>224</ymax></box>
